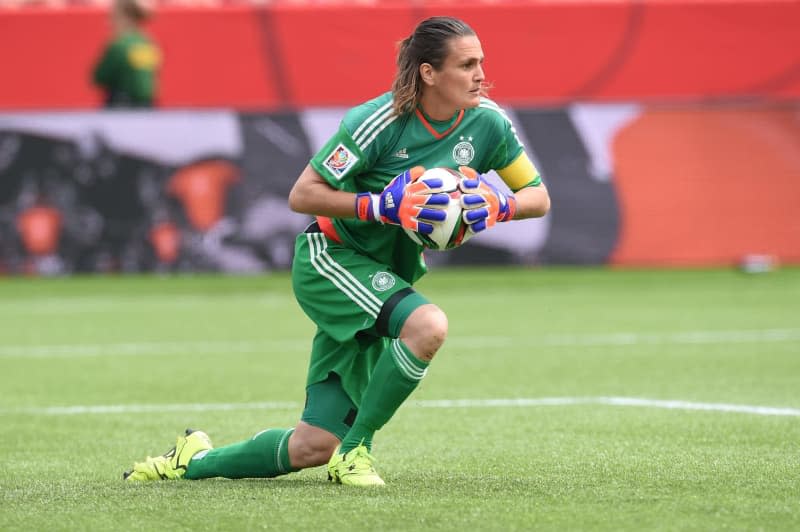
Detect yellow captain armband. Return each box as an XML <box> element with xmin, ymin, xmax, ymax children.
<box><xmin>496</xmin><ymin>152</ymin><xmax>542</xmax><ymax>192</ymax></box>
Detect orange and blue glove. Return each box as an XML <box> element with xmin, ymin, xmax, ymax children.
<box><xmin>457</xmin><ymin>166</ymin><xmax>517</xmax><ymax>234</ymax></box>
<box><xmin>355</xmin><ymin>166</ymin><xmax>450</xmax><ymax>235</ymax></box>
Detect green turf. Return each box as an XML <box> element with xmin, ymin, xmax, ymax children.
<box><xmin>1</xmin><ymin>267</ymin><xmax>799</xmax><ymax>531</ymax></box>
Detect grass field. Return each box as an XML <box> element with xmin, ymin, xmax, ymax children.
<box><xmin>1</xmin><ymin>266</ymin><xmax>799</xmax><ymax>531</ymax></box>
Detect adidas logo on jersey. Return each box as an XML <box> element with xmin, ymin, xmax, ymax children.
<box><xmin>393</xmin><ymin>148</ymin><xmax>409</xmax><ymax>159</ymax></box>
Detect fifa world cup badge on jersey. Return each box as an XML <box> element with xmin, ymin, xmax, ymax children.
<box><xmin>323</xmin><ymin>143</ymin><xmax>359</xmax><ymax>179</ymax></box>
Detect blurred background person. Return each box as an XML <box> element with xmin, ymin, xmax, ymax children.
<box><xmin>91</xmin><ymin>0</ymin><xmax>161</xmax><ymax>108</ymax></box>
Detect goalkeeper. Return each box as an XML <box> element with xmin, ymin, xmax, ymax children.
<box><xmin>124</xmin><ymin>16</ymin><xmax>550</xmax><ymax>487</ymax></box>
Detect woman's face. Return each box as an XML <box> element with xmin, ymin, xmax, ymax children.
<box><xmin>427</xmin><ymin>35</ymin><xmax>486</xmax><ymax>111</ymax></box>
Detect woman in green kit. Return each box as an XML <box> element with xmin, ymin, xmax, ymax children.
<box><xmin>123</xmin><ymin>16</ymin><xmax>550</xmax><ymax>487</ymax></box>
<box><xmin>92</xmin><ymin>0</ymin><xmax>160</xmax><ymax>108</ymax></box>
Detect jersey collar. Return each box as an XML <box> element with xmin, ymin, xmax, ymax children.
<box><xmin>415</xmin><ymin>108</ymin><xmax>465</xmax><ymax>140</ymax></box>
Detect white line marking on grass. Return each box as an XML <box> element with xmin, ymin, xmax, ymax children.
<box><xmin>3</xmin><ymin>397</ymin><xmax>799</xmax><ymax>417</ymax></box>
<box><xmin>417</xmin><ymin>397</ymin><xmax>800</xmax><ymax>417</ymax></box>
<box><xmin>1</xmin><ymin>328</ymin><xmax>798</xmax><ymax>359</ymax></box>
<box><xmin>0</xmin><ymin>340</ymin><xmax>310</xmax><ymax>358</ymax></box>
<box><xmin>0</xmin><ymin>401</ymin><xmax>303</xmax><ymax>416</ymax></box>
<box><xmin>451</xmin><ymin>328</ymin><xmax>800</xmax><ymax>348</ymax></box>
<box><xmin>10</xmin><ymin>401</ymin><xmax>301</xmax><ymax>416</ymax></box>
<box><xmin>0</xmin><ymin>295</ymin><xmax>292</xmax><ymax>314</ymax></box>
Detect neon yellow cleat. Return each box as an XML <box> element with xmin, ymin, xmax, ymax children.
<box><xmin>327</xmin><ymin>444</ymin><xmax>386</xmax><ymax>487</ymax></box>
<box><xmin>123</xmin><ymin>429</ymin><xmax>212</xmax><ymax>481</ymax></box>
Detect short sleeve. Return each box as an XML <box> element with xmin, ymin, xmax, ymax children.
<box><xmin>309</xmin><ymin>123</ymin><xmax>369</xmax><ymax>190</ymax></box>
<box><xmin>309</xmin><ymin>95</ymin><xmax>396</xmax><ymax>191</ymax></box>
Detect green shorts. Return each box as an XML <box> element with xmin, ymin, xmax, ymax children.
<box><xmin>292</xmin><ymin>223</ymin><xmax>429</xmax><ymax>408</ymax></box>
<box><xmin>300</xmin><ymin>373</ymin><xmax>357</xmax><ymax>440</ymax></box>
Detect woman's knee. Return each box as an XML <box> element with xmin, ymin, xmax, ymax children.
<box><xmin>288</xmin><ymin>422</ymin><xmax>340</xmax><ymax>469</ymax></box>
<box><xmin>399</xmin><ymin>304</ymin><xmax>448</xmax><ymax>362</ymax></box>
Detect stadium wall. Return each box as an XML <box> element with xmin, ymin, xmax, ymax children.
<box><xmin>1</xmin><ymin>1</ymin><xmax>799</xmax><ymax>109</ymax></box>
<box><xmin>1</xmin><ymin>103</ymin><xmax>798</xmax><ymax>275</ymax></box>
<box><xmin>0</xmin><ymin>1</ymin><xmax>798</xmax><ymax>273</ymax></box>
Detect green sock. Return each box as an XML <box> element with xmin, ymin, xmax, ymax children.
<box><xmin>184</xmin><ymin>428</ymin><xmax>296</xmax><ymax>479</ymax></box>
<box><xmin>340</xmin><ymin>339</ymin><xmax>428</xmax><ymax>453</ymax></box>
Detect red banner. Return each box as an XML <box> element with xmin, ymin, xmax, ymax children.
<box><xmin>1</xmin><ymin>1</ymin><xmax>799</xmax><ymax>110</ymax></box>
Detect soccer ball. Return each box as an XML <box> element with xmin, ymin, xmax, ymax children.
<box><xmin>403</xmin><ymin>167</ymin><xmax>473</xmax><ymax>251</ymax></box>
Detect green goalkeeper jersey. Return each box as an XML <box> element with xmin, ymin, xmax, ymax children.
<box><xmin>93</xmin><ymin>30</ymin><xmax>160</xmax><ymax>107</ymax></box>
<box><xmin>310</xmin><ymin>92</ymin><xmax>526</xmax><ymax>283</ymax></box>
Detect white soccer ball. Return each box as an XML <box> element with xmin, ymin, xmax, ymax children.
<box><xmin>403</xmin><ymin>167</ymin><xmax>473</xmax><ymax>251</ymax></box>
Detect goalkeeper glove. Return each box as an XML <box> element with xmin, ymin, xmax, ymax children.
<box><xmin>355</xmin><ymin>166</ymin><xmax>450</xmax><ymax>235</ymax></box>
<box><xmin>457</xmin><ymin>166</ymin><xmax>517</xmax><ymax>234</ymax></box>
